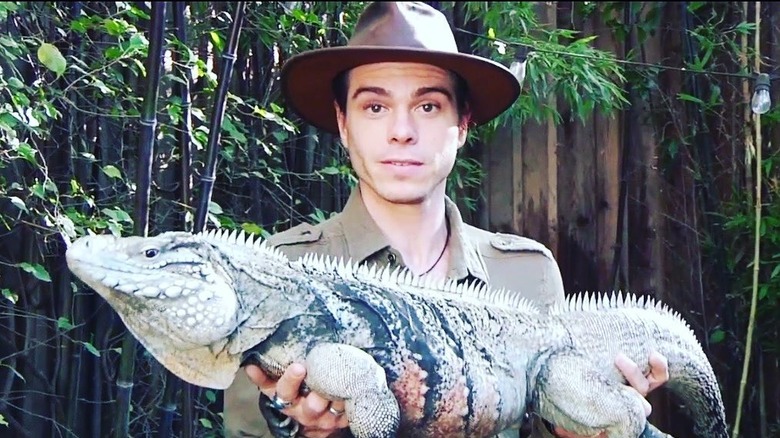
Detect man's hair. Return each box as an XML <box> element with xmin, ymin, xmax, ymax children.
<box><xmin>332</xmin><ymin>69</ymin><xmax>471</xmax><ymax>122</ymax></box>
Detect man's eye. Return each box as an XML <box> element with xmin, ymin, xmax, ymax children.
<box><xmin>421</xmin><ymin>103</ymin><xmax>437</xmax><ymax>112</ymax></box>
<box><xmin>144</xmin><ymin>248</ymin><xmax>160</xmax><ymax>258</ymax></box>
<box><xmin>369</xmin><ymin>104</ymin><xmax>383</xmax><ymax>113</ymax></box>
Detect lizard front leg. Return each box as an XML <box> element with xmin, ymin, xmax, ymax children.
<box><xmin>304</xmin><ymin>342</ymin><xmax>400</xmax><ymax>438</ymax></box>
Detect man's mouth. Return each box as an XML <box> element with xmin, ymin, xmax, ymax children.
<box><xmin>382</xmin><ymin>160</ymin><xmax>423</xmax><ymax>166</ymax></box>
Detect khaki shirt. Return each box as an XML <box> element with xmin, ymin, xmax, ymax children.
<box><xmin>224</xmin><ymin>189</ymin><xmax>564</xmax><ymax>438</ymax></box>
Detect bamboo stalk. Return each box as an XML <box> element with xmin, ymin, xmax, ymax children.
<box><xmin>62</xmin><ymin>3</ymin><xmax>83</xmax><ymax>434</ymax></box>
<box><xmin>173</xmin><ymin>1</ymin><xmax>194</xmax><ymax>230</ymax></box>
<box><xmin>741</xmin><ymin>1</ymin><xmax>753</xmax><ymax>196</ymax></box>
<box><xmin>114</xmin><ymin>3</ymin><xmax>168</xmax><ymax>438</ymax></box>
<box><xmin>193</xmin><ymin>1</ymin><xmax>247</xmax><ymax>232</ymax></box>
<box><xmin>153</xmin><ymin>4</ymin><xmax>196</xmax><ymax>435</ymax></box>
<box><xmin>732</xmin><ymin>3</ymin><xmax>762</xmax><ymax>436</ymax></box>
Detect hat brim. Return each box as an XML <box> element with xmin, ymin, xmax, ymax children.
<box><xmin>280</xmin><ymin>46</ymin><xmax>521</xmax><ymax>134</ymax></box>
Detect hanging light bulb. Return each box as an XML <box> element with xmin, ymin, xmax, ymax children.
<box><xmin>751</xmin><ymin>73</ymin><xmax>771</xmax><ymax>115</ymax></box>
<box><xmin>510</xmin><ymin>47</ymin><xmax>529</xmax><ymax>87</ymax></box>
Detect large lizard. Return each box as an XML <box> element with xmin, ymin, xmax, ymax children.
<box><xmin>65</xmin><ymin>229</ymin><xmax>727</xmax><ymax>438</ymax></box>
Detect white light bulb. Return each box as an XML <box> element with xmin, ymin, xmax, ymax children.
<box><xmin>751</xmin><ymin>73</ymin><xmax>771</xmax><ymax>115</ymax></box>
<box><xmin>510</xmin><ymin>60</ymin><xmax>526</xmax><ymax>86</ymax></box>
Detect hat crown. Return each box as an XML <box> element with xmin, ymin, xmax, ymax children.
<box><xmin>348</xmin><ymin>2</ymin><xmax>458</xmax><ymax>52</ymax></box>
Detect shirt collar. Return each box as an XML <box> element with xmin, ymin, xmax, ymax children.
<box><xmin>339</xmin><ymin>188</ymin><xmax>489</xmax><ymax>284</ymax></box>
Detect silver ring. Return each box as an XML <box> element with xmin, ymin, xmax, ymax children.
<box><xmin>269</xmin><ymin>393</ymin><xmax>294</xmax><ymax>411</ymax></box>
<box><xmin>328</xmin><ymin>405</ymin><xmax>345</xmax><ymax>416</ymax></box>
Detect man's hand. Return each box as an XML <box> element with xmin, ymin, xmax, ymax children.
<box><xmin>246</xmin><ymin>363</ymin><xmax>350</xmax><ymax>438</ymax></box>
<box><xmin>551</xmin><ymin>351</ymin><xmax>670</xmax><ymax>438</ymax></box>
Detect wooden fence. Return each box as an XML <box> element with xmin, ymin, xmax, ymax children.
<box><xmin>470</xmin><ymin>2</ymin><xmax>780</xmax><ymax>435</ymax></box>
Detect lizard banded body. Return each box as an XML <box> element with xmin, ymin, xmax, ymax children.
<box><xmin>65</xmin><ymin>230</ymin><xmax>727</xmax><ymax>438</ymax></box>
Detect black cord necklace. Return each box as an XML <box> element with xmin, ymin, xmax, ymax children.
<box><xmin>420</xmin><ymin>221</ymin><xmax>451</xmax><ymax>276</ymax></box>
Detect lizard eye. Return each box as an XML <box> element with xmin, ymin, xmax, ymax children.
<box><xmin>144</xmin><ymin>248</ymin><xmax>160</xmax><ymax>258</ymax></box>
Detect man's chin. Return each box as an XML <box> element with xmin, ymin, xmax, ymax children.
<box><xmin>379</xmin><ymin>191</ymin><xmax>426</xmax><ymax>205</ymax></box>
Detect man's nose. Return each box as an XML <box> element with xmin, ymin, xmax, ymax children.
<box><xmin>388</xmin><ymin>110</ymin><xmax>417</xmax><ymax>145</ymax></box>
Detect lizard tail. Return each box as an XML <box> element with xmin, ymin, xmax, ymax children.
<box><xmin>664</xmin><ymin>350</ymin><xmax>728</xmax><ymax>438</ymax></box>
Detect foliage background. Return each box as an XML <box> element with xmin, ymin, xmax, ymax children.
<box><xmin>0</xmin><ymin>1</ymin><xmax>777</xmax><ymax>437</ymax></box>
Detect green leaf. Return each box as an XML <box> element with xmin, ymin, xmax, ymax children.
<box><xmin>209</xmin><ymin>31</ymin><xmax>225</xmax><ymax>53</ymax></box>
<box><xmin>7</xmin><ymin>77</ymin><xmax>24</xmax><ymax>89</ymax></box>
<box><xmin>19</xmin><ymin>262</ymin><xmax>51</xmax><ymax>282</ymax></box>
<box><xmin>57</xmin><ymin>317</ymin><xmax>75</xmax><ymax>331</ymax></box>
<box><xmin>2</xmin><ymin>288</ymin><xmax>18</xmax><ymax>305</ymax></box>
<box><xmin>8</xmin><ymin>196</ymin><xmax>28</xmax><ymax>213</ymax></box>
<box><xmin>319</xmin><ymin>166</ymin><xmax>340</xmax><ymax>175</ymax></box>
<box><xmin>709</xmin><ymin>328</ymin><xmax>725</xmax><ymax>344</ymax></box>
<box><xmin>199</xmin><ymin>418</ymin><xmax>213</xmax><ymax>429</ymax></box>
<box><xmin>677</xmin><ymin>93</ymin><xmax>705</xmax><ymax>105</ymax></box>
<box><xmin>15</xmin><ymin>143</ymin><xmax>37</xmax><ymax>164</ymax></box>
<box><xmin>240</xmin><ymin>222</ymin><xmax>265</xmax><ymax>236</ymax></box>
<box><xmin>102</xmin><ymin>207</ymin><xmax>133</xmax><ymax>224</ymax></box>
<box><xmin>205</xmin><ymin>390</ymin><xmax>217</xmax><ymax>404</ymax></box>
<box><xmin>771</xmin><ymin>264</ymin><xmax>780</xmax><ymax>279</ymax></box>
<box><xmin>102</xmin><ymin>165</ymin><xmax>123</xmax><ymax>179</ymax></box>
<box><xmin>0</xmin><ymin>413</ymin><xmax>7</xmax><ymax>426</ymax></box>
<box><xmin>208</xmin><ymin>201</ymin><xmax>224</xmax><ymax>215</ymax></box>
<box><xmin>37</xmin><ymin>43</ymin><xmax>67</xmax><ymax>77</ymax></box>
<box><xmin>759</xmin><ymin>284</ymin><xmax>770</xmax><ymax>300</ymax></box>
<box><xmin>82</xmin><ymin>341</ymin><xmax>101</xmax><ymax>357</ymax></box>
<box><xmin>222</xmin><ymin>118</ymin><xmax>247</xmax><ymax>144</ymax></box>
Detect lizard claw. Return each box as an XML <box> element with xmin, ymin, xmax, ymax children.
<box><xmin>259</xmin><ymin>392</ymin><xmax>301</xmax><ymax>437</ymax></box>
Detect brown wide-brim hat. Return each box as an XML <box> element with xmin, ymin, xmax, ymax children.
<box><xmin>280</xmin><ymin>2</ymin><xmax>521</xmax><ymax>134</ymax></box>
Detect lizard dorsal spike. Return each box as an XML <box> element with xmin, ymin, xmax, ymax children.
<box><xmin>584</xmin><ymin>292</ymin><xmax>591</xmax><ymax>310</ymax></box>
<box><xmin>355</xmin><ymin>262</ymin><xmax>369</xmax><ymax>278</ymax></box>
<box><xmin>388</xmin><ymin>266</ymin><xmax>399</xmax><ymax>284</ymax></box>
<box><xmin>380</xmin><ymin>265</ymin><xmax>392</xmax><ymax>283</ymax></box>
<box><xmin>599</xmin><ymin>293</ymin><xmax>610</xmax><ymax>310</ymax></box>
<box><xmin>406</xmin><ymin>270</ymin><xmax>417</xmax><ymax>287</ymax></box>
<box><xmin>225</xmin><ymin>229</ymin><xmax>237</xmax><ymax>244</ymax></box>
<box><xmin>215</xmin><ymin>228</ymin><xmax>229</xmax><ymax>242</ymax></box>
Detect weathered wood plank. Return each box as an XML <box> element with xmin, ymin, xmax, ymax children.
<box><xmin>592</xmin><ymin>4</ymin><xmax>622</xmax><ymax>290</ymax></box>
<box><xmin>517</xmin><ymin>1</ymin><xmax>559</xmax><ymax>256</ymax></box>
<box><xmin>555</xmin><ymin>1</ymin><xmax>599</xmax><ymax>292</ymax></box>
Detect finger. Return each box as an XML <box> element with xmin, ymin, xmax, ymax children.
<box><xmin>245</xmin><ymin>365</ymin><xmax>276</xmax><ymax>396</ymax></box>
<box><xmin>646</xmin><ymin>351</ymin><xmax>670</xmax><ymax>392</ymax></box>
<box><xmin>615</xmin><ymin>353</ymin><xmax>650</xmax><ymax>396</ymax></box>
<box><xmin>642</xmin><ymin>396</ymin><xmax>652</xmax><ymax>417</ymax></box>
<box><xmin>300</xmin><ymin>391</ymin><xmax>330</xmax><ymax>419</ymax></box>
<box><xmin>328</xmin><ymin>400</ymin><xmax>346</xmax><ymax>415</ymax></box>
<box><xmin>325</xmin><ymin>401</ymin><xmax>350</xmax><ymax>429</ymax></box>
<box><xmin>626</xmin><ymin>386</ymin><xmax>653</xmax><ymax>417</ymax></box>
<box><xmin>275</xmin><ymin>363</ymin><xmax>307</xmax><ymax>404</ymax></box>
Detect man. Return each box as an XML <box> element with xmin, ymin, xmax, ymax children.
<box><xmin>224</xmin><ymin>2</ymin><xmax>669</xmax><ymax>437</ymax></box>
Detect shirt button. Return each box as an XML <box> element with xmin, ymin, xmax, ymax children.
<box><xmin>387</xmin><ymin>252</ymin><xmax>397</xmax><ymax>265</ymax></box>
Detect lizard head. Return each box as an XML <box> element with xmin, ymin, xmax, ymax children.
<box><xmin>66</xmin><ymin>231</ymin><xmax>242</xmax><ymax>389</ymax></box>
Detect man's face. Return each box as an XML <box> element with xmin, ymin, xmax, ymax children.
<box><xmin>335</xmin><ymin>62</ymin><xmax>469</xmax><ymax>205</ymax></box>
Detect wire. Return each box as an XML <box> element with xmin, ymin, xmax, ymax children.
<box><xmin>455</xmin><ymin>27</ymin><xmax>777</xmax><ymax>82</ymax></box>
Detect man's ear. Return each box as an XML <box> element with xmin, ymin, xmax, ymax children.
<box><xmin>457</xmin><ymin>111</ymin><xmax>472</xmax><ymax>148</ymax></box>
<box><xmin>335</xmin><ymin>101</ymin><xmax>348</xmax><ymax>149</ymax></box>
